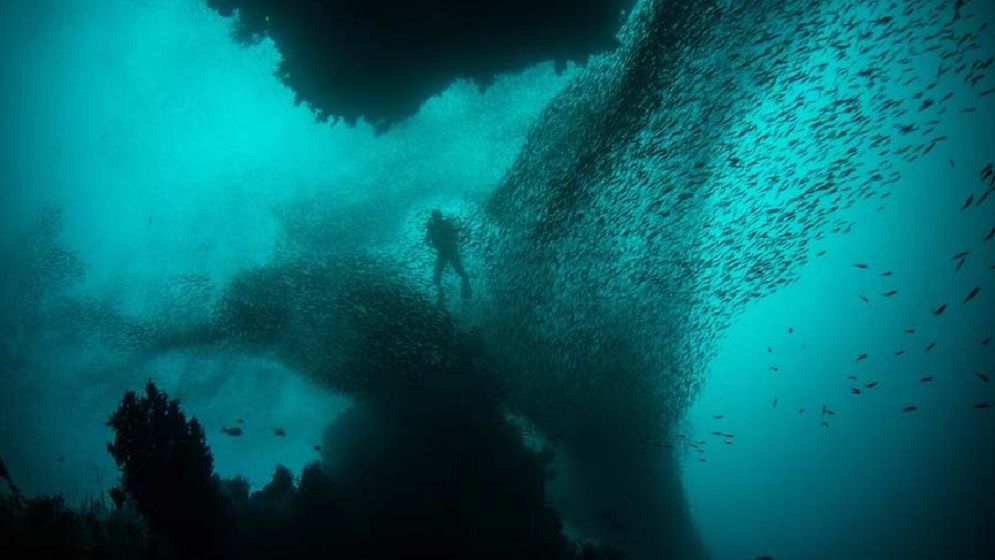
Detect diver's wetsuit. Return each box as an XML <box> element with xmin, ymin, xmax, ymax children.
<box><xmin>426</xmin><ymin>212</ymin><xmax>472</xmax><ymax>299</ymax></box>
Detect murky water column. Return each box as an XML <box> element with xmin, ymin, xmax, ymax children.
<box><xmin>484</xmin><ymin>0</ymin><xmax>992</xmax><ymax>555</ymax></box>
<box><xmin>483</xmin><ymin>1</ymin><xmax>728</xmax><ymax>556</ymax></box>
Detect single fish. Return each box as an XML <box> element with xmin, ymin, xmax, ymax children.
<box><xmin>273</xmin><ymin>428</ymin><xmax>286</xmax><ymax>437</ymax></box>
<box><xmin>902</xmin><ymin>405</ymin><xmax>918</xmax><ymax>413</ymax></box>
<box><xmin>896</xmin><ymin>349</ymin><xmax>905</xmax><ymax>355</ymax></box>
<box><xmin>974</xmin><ymin>402</ymin><xmax>991</xmax><ymax>409</ymax></box>
<box><xmin>961</xmin><ymin>194</ymin><xmax>974</xmax><ymax>210</ymax></box>
<box><xmin>820</xmin><ymin>421</ymin><xmax>829</xmax><ymax>427</ymax></box>
<box><xmin>859</xmin><ymin>294</ymin><xmax>870</xmax><ymax>303</ymax></box>
<box><xmin>865</xmin><ymin>381</ymin><xmax>879</xmax><ymax>388</ymax></box>
<box><xmin>964</xmin><ymin>286</ymin><xmax>981</xmax><ymax>303</ymax></box>
<box><xmin>981</xmin><ymin>337</ymin><xmax>991</xmax><ymax>346</ymax></box>
<box><xmin>853</xmin><ymin>263</ymin><xmax>869</xmax><ymax>269</ymax></box>
<box><xmin>933</xmin><ymin>303</ymin><xmax>947</xmax><ymax>315</ymax></box>
<box><xmin>880</xmin><ymin>271</ymin><xmax>894</xmax><ymax>276</ymax></box>
<box><xmin>857</xmin><ymin>353</ymin><xmax>868</xmax><ymax>361</ymax></box>
<box><xmin>977</xmin><ymin>372</ymin><xmax>990</xmax><ymax>383</ymax></box>
<box><xmin>904</xmin><ymin>328</ymin><xmax>916</xmax><ymax>334</ymax></box>
<box><xmin>925</xmin><ymin>342</ymin><xmax>936</xmax><ymax>352</ymax></box>
<box><xmin>713</xmin><ymin>415</ymin><xmax>725</xmax><ymax>419</ymax></box>
<box><xmin>221</xmin><ymin>427</ymin><xmax>243</xmax><ymax>437</ymax></box>
<box><xmin>236</xmin><ymin>418</ymin><xmax>244</xmax><ymax>424</ymax></box>
<box><xmin>883</xmin><ymin>290</ymin><xmax>898</xmax><ymax>297</ymax></box>
<box><xmin>850</xmin><ymin>387</ymin><xmax>861</xmax><ymax>394</ymax></box>
<box><xmin>313</xmin><ymin>445</ymin><xmax>322</xmax><ymax>451</ymax></box>
<box><xmin>920</xmin><ymin>376</ymin><xmax>934</xmax><ymax>382</ymax></box>
<box><xmin>984</xmin><ymin>227</ymin><xmax>994</xmax><ymax>242</ymax></box>
<box><xmin>773</xmin><ymin>397</ymin><xmax>778</xmax><ymax>407</ymax></box>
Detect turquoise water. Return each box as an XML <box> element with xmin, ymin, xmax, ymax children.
<box><xmin>1</xmin><ymin>1</ymin><xmax>993</xmax><ymax>558</ymax></box>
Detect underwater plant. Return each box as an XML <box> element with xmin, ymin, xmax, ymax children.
<box><xmin>106</xmin><ymin>382</ymin><xmax>230</xmax><ymax>558</ymax></box>
<box><xmin>97</xmin><ymin>366</ymin><xmax>624</xmax><ymax>558</ymax></box>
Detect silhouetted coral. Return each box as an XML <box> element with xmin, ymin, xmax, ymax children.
<box><xmin>106</xmin><ymin>382</ymin><xmax>230</xmax><ymax>558</ymax></box>
<box><xmin>0</xmin><ymin>489</ymin><xmax>149</xmax><ymax>559</ymax></box>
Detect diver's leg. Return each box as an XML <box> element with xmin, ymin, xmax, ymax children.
<box><xmin>433</xmin><ymin>254</ymin><xmax>445</xmax><ymax>286</ymax></box>
<box><xmin>451</xmin><ymin>254</ymin><xmax>472</xmax><ymax>299</ymax></box>
<box><xmin>433</xmin><ymin>254</ymin><xmax>447</xmax><ymax>307</ymax></box>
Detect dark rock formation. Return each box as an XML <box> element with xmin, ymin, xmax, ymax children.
<box><xmin>205</xmin><ymin>0</ymin><xmax>632</xmax><ymax>129</ymax></box>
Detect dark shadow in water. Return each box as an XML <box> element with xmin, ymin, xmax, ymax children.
<box><xmin>205</xmin><ymin>0</ymin><xmax>633</xmax><ymax>129</ymax></box>
<box><xmin>1</xmin><ymin>281</ymin><xmax>626</xmax><ymax>559</ymax></box>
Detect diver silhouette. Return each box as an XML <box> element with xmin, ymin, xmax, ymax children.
<box><xmin>425</xmin><ymin>209</ymin><xmax>472</xmax><ymax>301</ymax></box>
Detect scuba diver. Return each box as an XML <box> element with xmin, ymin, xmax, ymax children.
<box><xmin>425</xmin><ymin>209</ymin><xmax>472</xmax><ymax>301</ymax></box>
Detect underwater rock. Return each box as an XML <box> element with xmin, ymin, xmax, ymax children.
<box><xmin>205</xmin><ymin>0</ymin><xmax>633</xmax><ymax>129</ymax></box>
<box><xmin>98</xmin><ymin>374</ymin><xmax>621</xmax><ymax>558</ymax></box>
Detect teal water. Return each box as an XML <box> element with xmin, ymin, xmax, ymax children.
<box><xmin>1</xmin><ymin>1</ymin><xmax>993</xmax><ymax>559</ymax></box>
